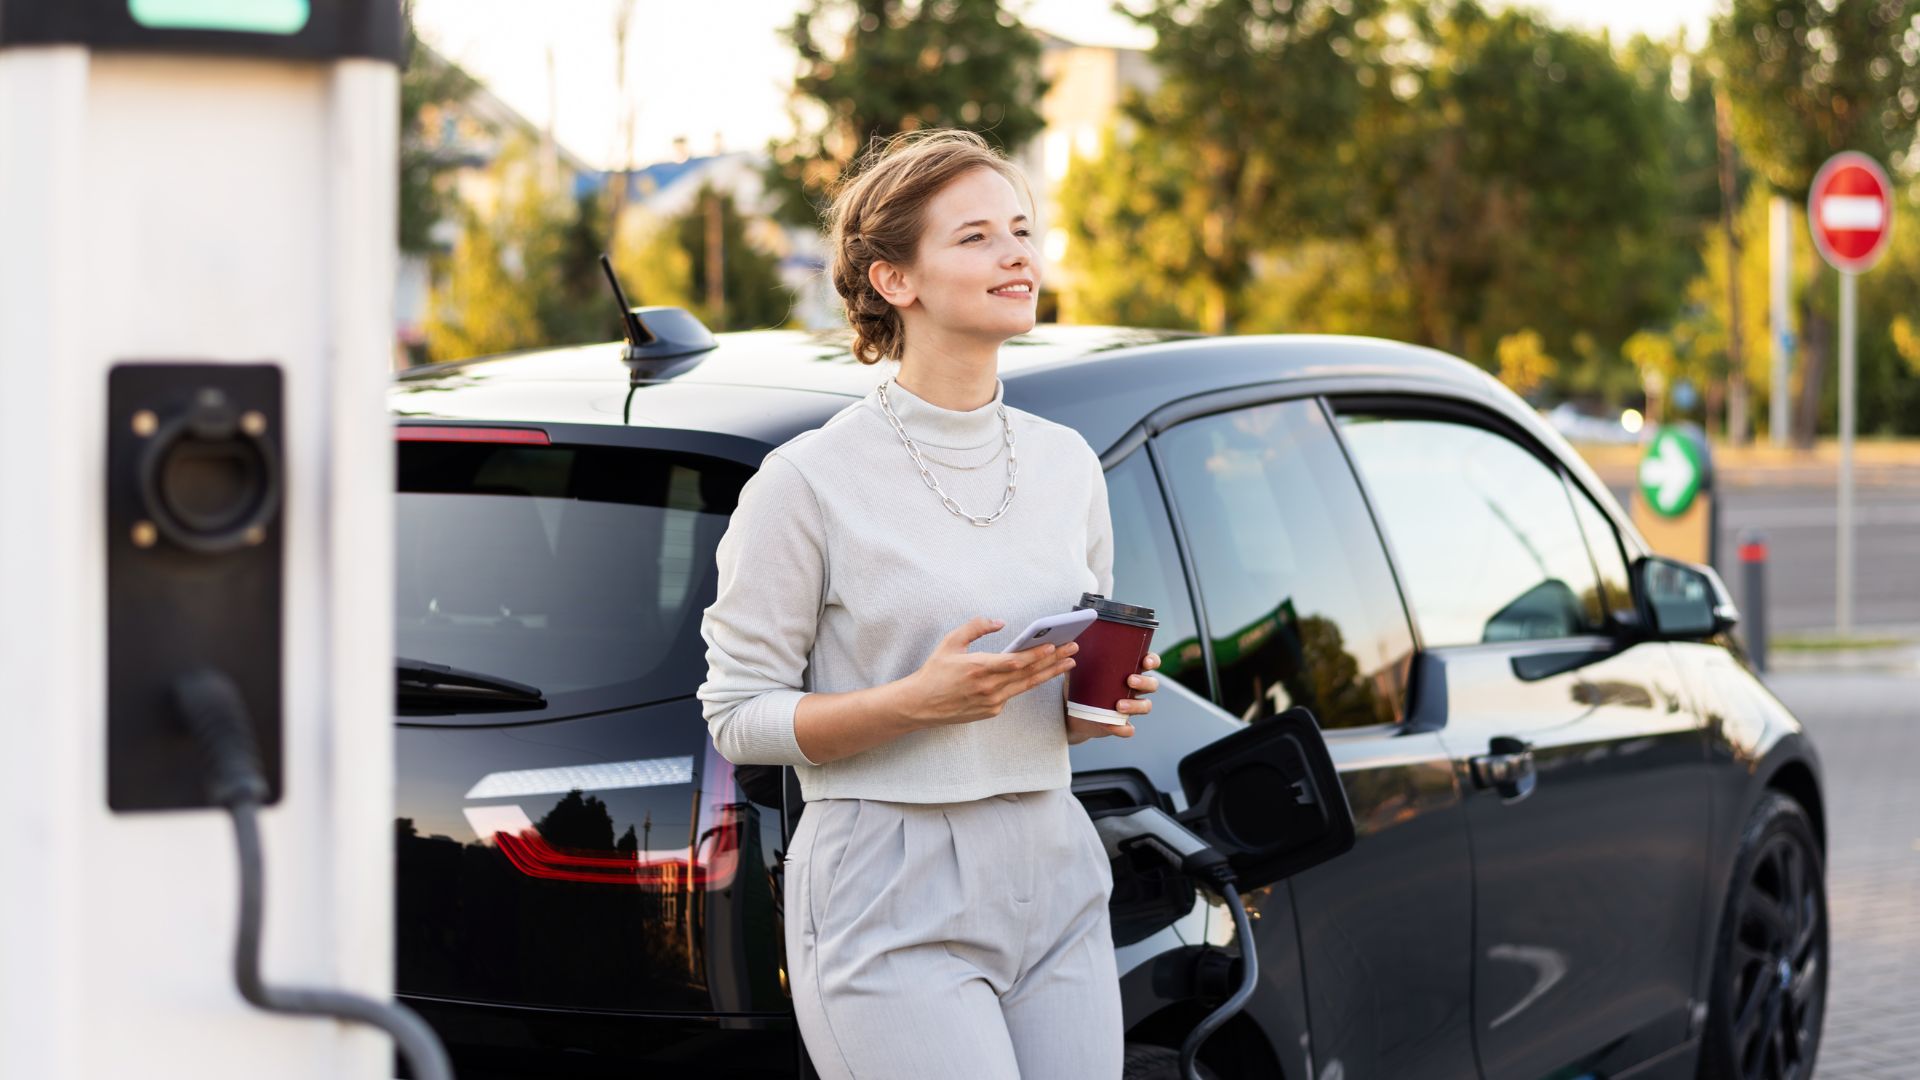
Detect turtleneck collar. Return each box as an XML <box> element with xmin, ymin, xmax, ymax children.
<box><xmin>868</xmin><ymin>374</ymin><xmax>1007</xmax><ymax>451</ymax></box>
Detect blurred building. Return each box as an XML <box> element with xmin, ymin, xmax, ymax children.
<box><xmin>398</xmin><ymin>44</ymin><xmax>592</xmax><ymax>356</ymax></box>
<box><xmin>1016</xmin><ymin>31</ymin><xmax>1160</xmax><ymax>298</ymax></box>
<box><xmin>398</xmin><ymin>29</ymin><xmax>1157</xmax><ymax>352</ymax></box>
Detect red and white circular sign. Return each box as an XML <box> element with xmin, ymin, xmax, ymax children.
<box><xmin>1809</xmin><ymin>152</ymin><xmax>1894</xmax><ymax>274</ymax></box>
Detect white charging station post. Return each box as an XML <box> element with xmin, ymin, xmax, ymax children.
<box><xmin>0</xmin><ymin>3</ymin><xmax>402</xmax><ymax>1077</ymax></box>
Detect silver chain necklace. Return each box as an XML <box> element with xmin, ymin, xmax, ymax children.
<box><xmin>876</xmin><ymin>378</ymin><xmax>1018</xmax><ymax>527</ymax></box>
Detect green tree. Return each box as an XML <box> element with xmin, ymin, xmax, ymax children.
<box><xmin>1371</xmin><ymin>4</ymin><xmax>1673</xmax><ymax>366</ymax></box>
<box><xmin>1055</xmin><ymin>125</ymin><xmax>1213</xmax><ymax>329</ymax></box>
<box><xmin>1496</xmin><ymin>329</ymin><xmax>1557</xmax><ymax>397</ymax></box>
<box><xmin>610</xmin><ymin>210</ymin><xmax>698</xmax><ymax>316</ymax></box>
<box><xmin>1064</xmin><ymin>0</ymin><xmax>1686</xmax><ymax>388</ymax></box>
<box><xmin>423</xmin><ymin>202</ymin><xmax>544</xmax><ymax>362</ymax></box>
<box><xmin>1097</xmin><ymin>0</ymin><xmax>1393</xmax><ymax>333</ymax></box>
<box><xmin>767</xmin><ymin>0</ymin><xmax>1049</xmax><ymax>226</ymax></box>
<box><xmin>1846</xmin><ymin>188</ymin><xmax>1920</xmax><ymax>435</ymax></box>
<box><xmin>1712</xmin><ymin>0</ymin><xmax>1920</xmax><ymax>444</ymax></box>
<box><xmin>1673</xmin><ymin>189</ymin><xmax>1821</xmax><ymax>437</ymax></box>
<box><xmin>669</xmin><ymin>185</ymin><xmax>795</xmax><ymax>331</ymax></box>
<box><xmin>424</xmin><ymin>141</ymin><xmax>606</xmax><ymax>361</ymax></box>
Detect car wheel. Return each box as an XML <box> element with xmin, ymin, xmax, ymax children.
<box><xmin>1698</xmin><ymin>792</ymin><xmax>1828</xmax><ymax>1080</ymax></box>
<box><xmin>1123</xmin><ymin>1042</ymin><xmax>1223</xmax><ymax>1080</ymax></box>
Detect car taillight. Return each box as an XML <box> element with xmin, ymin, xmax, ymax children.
<box><xmin>460</xmin><ymin>744</ymin><xmax>741</xmax><ymax>890</ymax></box>
<box><xmin>396</xmin><ymin>425</ymin><xmax>551</xmax><ymax>445</ymax></box>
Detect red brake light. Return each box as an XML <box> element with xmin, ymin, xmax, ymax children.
<box><xmin>396</xmin><ymin>425</ymin><xmax>551</xmax><ymax>445</ymax></box>
<box><xmin>491</xmin><ymin>820</ymin><xmax>740</xmax><ymax>889</ymax></box>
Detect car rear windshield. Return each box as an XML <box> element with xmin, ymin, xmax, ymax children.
<box><xmin>396</xmin><ymin>439</ymin><xmax>753</xmax><ymax>718</ymax></box>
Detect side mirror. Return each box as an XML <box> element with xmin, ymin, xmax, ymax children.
<box><xmin>1632</xmin><ymin>555</ymin><xmax>1738</xmax><ymax>639</ymax></box>
<box><xmin>1176</xmin><ymin>707</ymin><xmax>1355</xmax><ymax>892</ymax></box>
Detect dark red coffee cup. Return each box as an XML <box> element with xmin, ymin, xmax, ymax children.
<box><xmin>1065</xmin><ymin>593</ymin><xmax>1157</xmax><ymax>725</ymax></box>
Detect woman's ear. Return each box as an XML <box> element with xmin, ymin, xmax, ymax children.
<box><xmin>869</xmin><ymin>258</ymin><xmax>916</xmax><ymax>311</ymax></box>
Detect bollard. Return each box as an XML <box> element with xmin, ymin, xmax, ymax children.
<box><xmin>1739</xmin><ymin>530</ymin><xmax>1769</xmax><ymax>672</ymax></box>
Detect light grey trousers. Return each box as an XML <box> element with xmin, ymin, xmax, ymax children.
<box><xmin>785</xmin><ymin>787</ymin><xmax>1124</xmax><ymax>1080</ymax></box>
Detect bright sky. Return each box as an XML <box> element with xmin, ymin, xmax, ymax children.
<box><xmin>411</xmin><ymin>0</ymin><xmax>1716</xmax><ymax>172</ymax></box>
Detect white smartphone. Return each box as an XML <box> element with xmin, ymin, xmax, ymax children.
<box><xmin>1001</xmin><ymin>608</ymin><xmax>1098</xmax><ymax>653</ymax></box>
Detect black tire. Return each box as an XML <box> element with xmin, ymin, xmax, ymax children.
<box><xmin>1123</xmin><ymin>1042</ymin><xmax>1224</xmax><ymax>1080</ymax></box>
<box><xmin>1698</xmin><ymin>792</ymin><xmax>1828</xmax><ymax>1080</ymax></box>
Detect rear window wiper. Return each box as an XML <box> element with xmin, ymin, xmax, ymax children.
<box><xmin>397</xmin><ymin>657</ymin><xmax>546</xmax><ymax>714</ymax></box>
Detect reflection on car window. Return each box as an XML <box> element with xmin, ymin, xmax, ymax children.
<box><xmin>1568</xmin><ymin>480</ymin><xmax>1635</xmax><ymax>625</ymax></box>
<box><xmin>1157</xmin><ymin>400</ymin><xmax>1414</xmax><ymax>729</ymax></box>
<box><xmin>1105</xmin><ymin>451</ymin><xmax>1209</xmax><ymax>700</ymax></box>
<box><xmin>396</xmin><ymin>442</ymin><xmax>753</xmax><ymax>713</ymax></box>
<box><xmin>1338</xmin><ymin>415</ymin><xmax>1605</xmax><ymax>646</ymax></box>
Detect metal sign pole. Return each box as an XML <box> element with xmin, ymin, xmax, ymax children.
<box><xmin>1837</xmin><ymin>270</ymin><xmax>1856</xmax><ymax>634</ymax></box>
<box><xmin>1806</xmin><ymin>151</ymin><xmax>1890</xmax><ymax>638</ymax></box>
<box><xmin>1770</xmin><ymin>196</ymin><xmax>1793</xmax><ymax>447</ymax></box>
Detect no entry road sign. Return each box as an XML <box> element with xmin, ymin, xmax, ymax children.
<box><xmin>1806</xmin><ymin>151</ymin><xmax>1893</xmax><ymax>634</ymax></box>
<box><xmin>1809</xmin><ymin>152</ymin><xmax>1893</xmax><ymax>274</ymax></box>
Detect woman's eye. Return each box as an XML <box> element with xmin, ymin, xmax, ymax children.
<box><xmin>1015</xmin><ymin>229</ymin><xmax>1031</xmax><ymax>238</ymax></box>
<box><xmin>962</xmin><ymin>234</ymin><xmax>984</xmax><ymax>243</ymax></box>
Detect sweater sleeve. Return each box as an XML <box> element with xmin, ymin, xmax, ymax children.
<box><xmin>697</xmin><ymin>452</ymin><xmax>825</xmax><ymax>767</ymax></box>
<box><xmin>1086</xmin><ymin>446</ymin><xmax>1115</xmax><ymax>597</ymax></box>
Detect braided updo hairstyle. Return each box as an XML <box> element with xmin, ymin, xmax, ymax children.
<box><xmin>825</xmin><ymin>129</ymin><xmax>1031</xmax><ymax>365</ymax></box>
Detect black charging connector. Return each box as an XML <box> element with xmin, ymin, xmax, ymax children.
<box><xmin>170</xmin><ymin>668</ymin><xmax>453</xmax><ymax>1080</ymax></box>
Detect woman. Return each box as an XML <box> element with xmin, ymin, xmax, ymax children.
<box><xmin>697</xmin><ymin>129</ymin><xmax>1159</xmax><ymax>1080</ymax></box>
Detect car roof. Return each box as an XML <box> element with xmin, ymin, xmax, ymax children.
<box><xmin>391</xmin><ymin>323</ymin><xmax>1503</xmax><ymax>456</ymax></box>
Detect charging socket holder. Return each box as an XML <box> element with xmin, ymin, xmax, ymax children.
<box><xmin>107</xmin><ymin>363</ymin><xmax>283</xmax><ymax>812</ymax></box>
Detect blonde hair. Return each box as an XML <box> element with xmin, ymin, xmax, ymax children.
<box><xmin>825</xmin><ymin>129</ymin><xmax>1030</xmax><ymax>364</ymax></box>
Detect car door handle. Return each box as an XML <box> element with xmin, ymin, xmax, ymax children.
<box><xmin>1471</xmin><ymin>737</ymin><xmax>1537</xmax><ymax>801</ymax></box>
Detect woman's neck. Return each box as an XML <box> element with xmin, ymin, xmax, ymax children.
<box><xmin>893</xmin><ymin>326</ymin><xmax>1000</xmax><ymax>411</ymax></box>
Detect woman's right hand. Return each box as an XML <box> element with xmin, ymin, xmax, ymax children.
<box><xmin>897</xmin><ymin>616</ymin><xmax>1079</xmax><ymax>728</ymax></box>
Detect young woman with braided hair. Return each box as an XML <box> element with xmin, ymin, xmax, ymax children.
<box><xmin>697</xmin><ymin>129</ymin><xmax>1159</xmax><ymax>1079</ymax></box>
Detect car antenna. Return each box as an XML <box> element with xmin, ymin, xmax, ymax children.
<box><xmin>599</xmin><ymin>253</ymin><xmax>657</xmax><ymax>356</ymax></box>
<box><xmin>596</xmin><ymin>252</ymin><xmax>716</xmax><ymax>395</ymax></box>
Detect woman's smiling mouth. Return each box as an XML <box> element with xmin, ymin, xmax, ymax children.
<box><xmin>989</xmin><ymin>280</ymin><xmax>1034</xmax><ymax>299</ymax></box>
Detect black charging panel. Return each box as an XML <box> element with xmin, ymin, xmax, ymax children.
<box><xmin>107</xmin><ymin>363</ymin><xmax>282</xmax><ymax>812</ymax></box>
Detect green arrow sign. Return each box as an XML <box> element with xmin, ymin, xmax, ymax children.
<box><xmin>1638</xmin><ymin>427</ymin><xmax>1704</xmax><ymax>517</ymax></box>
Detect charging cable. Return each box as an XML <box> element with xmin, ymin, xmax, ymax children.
<box><xmin>173</xmin><ymin>668</ymin><xmax>454</xmax><ymax>1080</ymax></box>
<box><xmin>1092</xmin><ymin>807</ymin><xmax>1258</xmax><ymax>1080</ymax></box>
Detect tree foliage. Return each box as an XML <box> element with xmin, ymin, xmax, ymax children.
<box><xmin>1367</xmin><ymin>3</ymin><xmax>1675</xmax><ymax>364</ymax></box>
<box><xmin>1714</xmin><ymin>0</ymin><xmax>1920</xmax><ymax>198</ymax></box>
<box><xmin>1062</xmin><ymin>1</ymin><xmax>1685</xmax><ymax>371</ymax></box>
<box><xmin>424</xmin><ymin>142</ymin><xmax>623</xmax><ymax>362</ymax></box>
<box><xmin>1086</xmin><ymin>0</ymin><xmax>1392</xmax><ymax>333</ymax></box>
<box><xmin>766</xmin><ymin>0</ymin><xmax>1049</xmax><ymax>226</ymax></box>
<box><xmin>670</xmin><ymin>185</ymin><xmax>795</xmax><ymax>331</ymax></box>
<box><xmin>1710</xmin><ymin>0</ymin><xmax>1920</xmax><ymax>442</ymax></box>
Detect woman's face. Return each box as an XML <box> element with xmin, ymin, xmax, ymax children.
<box><xmin>880</xmin><ymin>166</ymin><xmax>1041</xmax><ymax>344</ymax></box>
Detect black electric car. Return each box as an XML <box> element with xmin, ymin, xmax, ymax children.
<box><xmin>392</xmin><ymin>314</ymin><xmax>1827</xmax><ymax>1080</ymax></box>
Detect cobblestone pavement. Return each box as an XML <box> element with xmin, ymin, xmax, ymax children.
<box><xmin>1765</xmin><ymin>671</ymin><xmax>1920</xmax><ymax>1079</ymax></box>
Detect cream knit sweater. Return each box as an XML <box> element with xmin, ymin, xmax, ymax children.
<box><xmin>696</xmin><ymin>374</ymin><xmax>1114</xmax><ymax>803</ymax></box>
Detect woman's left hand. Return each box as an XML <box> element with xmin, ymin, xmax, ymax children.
<box><xmin>1065</xmin><ymin>652</ymin><xmax>1160</xmax><ymax>744</ymax></box>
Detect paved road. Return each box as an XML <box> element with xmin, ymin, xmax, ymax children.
<box><xmin>1764</xmin><ymin>669</ymin><xmax>1920</xmax><ymax>1079</ymax></box>
<box><xmin>1604</xmin><ymin>479</ymin><xmax>1920</xmax><ymax>635</ymax></box>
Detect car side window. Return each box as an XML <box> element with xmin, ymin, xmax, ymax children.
<box><xmin>1567</xmin><ymin>479</ymin><xmax>1636</xmax><ymax>626</ymax></box>
<box><xmin>1337</xmin><ymin>413</ymin><xmax>1606</xmax><ymax>647</ymax></box>
<box><xmin>1155</xmin><ymin>400</ymin><xmax>1415</xmax><ymax>729</ymax></box>
<box><xmin>1105</xmin><ymin>451</ymin><xmax>1210</xmax><ymax>700</ymax></box>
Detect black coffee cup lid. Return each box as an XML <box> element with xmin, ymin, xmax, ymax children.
<box><xmin>1077</xmin><ymin>592</ymin><xmax>1158</xmax><ymax>629</ymax></box>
